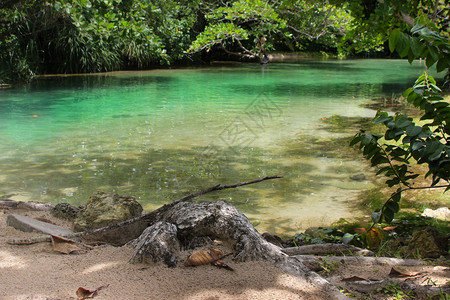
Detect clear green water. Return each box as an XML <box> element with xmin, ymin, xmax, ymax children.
<box><xmin>0</xmin><ymin>59</ymin><xmax>437</xmax><ymax>236</ymax></box>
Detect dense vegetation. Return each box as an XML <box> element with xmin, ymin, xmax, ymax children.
<box><xmin>2</xmin><ymin>0</ymin><xmax>447</xmax><ymax>84</ymax></box>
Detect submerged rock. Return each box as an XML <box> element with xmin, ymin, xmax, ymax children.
<box><xmin>73</xmin><ymin>191</ymin><xmax>143</xmax><ymax>231</ymax></box>
<box><xmin>350</xmin><ymin>174</ymin><xmax>366</xmax><ymax>182</ymax></box>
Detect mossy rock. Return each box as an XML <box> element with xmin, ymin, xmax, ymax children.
<box><xmin>51</xmin><ymin>203</ymin><xmax>80</xmax><ymax>220</ymax></box>
<box><xmin>73</xmin><ymin>191</ymin><xmax>143</xmax><ymax>231</ymax></box>
<box><xmin>402</xmin><ymin>227</ymin><xmax>448</xmax><ymax>258</ymax></box>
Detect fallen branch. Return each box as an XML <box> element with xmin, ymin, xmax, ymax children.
<box><xmin>172</xmin><ymin>175</ymin><xmax>283</xmax><ymax>205</ymax></box>
<box><xmin>283</xmin><ymin>244</ymin><xmax>374</xmax><ymax>257</ymax></box>
<box><xmin>7</xmin><ymin>175</ymin><xmax>283</xmax><ymax>246</ymax></box>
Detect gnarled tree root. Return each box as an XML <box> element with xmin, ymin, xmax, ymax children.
<box><xmin>129</xmin><ymin>200</ymin><xmax>348</xmax><ymax>299</ymax></box>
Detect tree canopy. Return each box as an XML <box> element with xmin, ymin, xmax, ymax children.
<box><xmin>1</xmin><ymin>0</ymin><xmax>449</xmax><ymax>84</ymax></box>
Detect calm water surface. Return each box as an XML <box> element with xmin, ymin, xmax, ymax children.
<box><xmin>0</xmin><ymin>59</ymin><xmax>437</xmax><ymax>236</ymax></box>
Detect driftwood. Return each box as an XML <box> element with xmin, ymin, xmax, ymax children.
<box><xmin>0</xmin><ymin>198</ymin><xmax>55</xmax><ymax>211</ymax></box>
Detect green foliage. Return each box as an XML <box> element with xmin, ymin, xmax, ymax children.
<box><xmin>189</xmin><ymin>0</ymin><xmax>353</xmax><ymax>56</ymax></box>
<box><xmin>0</xmin><ymin>0</ymin><xmax>201</xmax><ymax>83</ymax></box>
<box><xmin>188</xmin><ymin>0</ymin><xmax>284</xmax><ymax>56</ymax></box>
<box><xmin>351</xmin><ymin>18</ymin><xmax>450</xmax><ymax>225</ymax></box>
<box><xmin>375</xmin><ymin>282</ymin><xmax>414</xmax><ymax>299</ymax></box>
<box><xmin>318</xmin><ymin>256</ymin><xmax>339</xmax><ymax>276</ymax></box>
<box><xmin>277</xmin><ymin>1</ymin><xmax>353</xmax><ymax>52</ymax></box>
<box><xmin>331</xmin><ymin>0</ymin><xmax>450</xmax><ymax>55</ymax></box>
<box><xmin>293</xmin><ymin>227</ymin><xmax>360</xmax><ymax>246</ymax></box>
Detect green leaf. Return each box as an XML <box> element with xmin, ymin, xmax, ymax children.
<box><xmin>402</xmin><ymin>87</ymin><xmax>414</xmax><ymax>97</ymax></box>
<box><xmin>426</xmin><ymin>52</ymin><xmax>437</xmax><ymax>68</ymax></box>
<box><xmin>387</xmin><ymin>201</ymin><xmax>400</xmax><ymax>214</ymax></box>
<box><xmin>374</xmin><ymin>114</ymin><xmax>390</xmax><ymax>124</ymax></box>
<box><xmin>371</xmin><ymin>211</ymin><xmax>382</xmax><ymax>223</ymax></box>
<box><xmin>406</xmin><ymin>125</ymin><xmax>422</xmax><ymax>136</ymax></box>
<box><xmin>389</xmin><ymin>29</ymin><xmax>401</xmax><ymax>53</ymax></box>
<box><xmin>396</xmin><ymin>32</ymin><xmax>410</xmax><ymax>57</ymax></box>
<box><xmin>342</xmin><ymin>233</ymin><xmax>355</xmax><ymax>244</ymax></box>
<box><xmin>427</xmin><ymin>45</ymin><xmax>439</xmax><ymax>61</ymax></box>
<box><xmin>436</xmin><ymin>57</ymin><xmax>448</xmax><ymax>73</ymax></box>
<box><xmin>391</xmin><ymin>192</ymin><xmax>401</xmax><ymax>202</ymax></box>
<box><xmin>395</xmin><ymin>116</ymin><xmax>412</xmax><ymax>128</ymax></box>
<box><xmin>382</xmin><ymin>207</ymin><xmax>394</xmax><ymax>223</ymax></box>
<box><xmin>409</xmin><ymin>36</ymin><xmax>422</xmax><ymax>57</ymax></box>
<box><xmin>349</xmin><ymin>135</ymin><xmax>361</xmax><ymax>147</ymax></box>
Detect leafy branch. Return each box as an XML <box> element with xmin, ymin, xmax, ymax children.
<box><xmin>351</xmin><ymin>18</ymin><xmax>450</xmax><ymax>225</ymax></box>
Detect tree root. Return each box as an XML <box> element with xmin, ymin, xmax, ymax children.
<box><xmin>292</xmin><ymin>255</ymin><xmax>426</xmax><ymax>272</ymax></box>
<box><xmin>282</xmin><ymin>244</ymin><xmax>374</xmax><ymax>257</ymax></box>
<box><xmin>329</xmin><ymin>278</ymin><xmax>450</xmax><ymax>298</ymax></box>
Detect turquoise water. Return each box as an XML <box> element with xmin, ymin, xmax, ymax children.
<box><xmin>0</xmin><ymin>59</ymin><xmax>437</xmax><ymax>236</ymax></box>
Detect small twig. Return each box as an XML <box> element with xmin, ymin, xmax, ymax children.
<box><xmin>171</xmin><ymin>175</ymin><xmax>283</xmax><ymax>205</ymax></box>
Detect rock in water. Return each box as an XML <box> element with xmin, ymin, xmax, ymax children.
<box><xmin>73</xmin><ymin>191</ymin><xmax>143</xmax><ymax>231</ymax></box>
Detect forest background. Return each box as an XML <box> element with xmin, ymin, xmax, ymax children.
<box><xmin>1</xmin><ymin>0</ymin><xmax>448</xmax><ymax>84</ymax></box>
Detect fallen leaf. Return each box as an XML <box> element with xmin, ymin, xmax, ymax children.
<box><xmin>382</xmin><ymin>226</ymin><xmax>397</xmax><ymax>231</ymax></box>
<box><xmin>354</xmin><ymin>227</ymin><xmax>366</xmax><ymax>234</ymax></box>
<box><xmin>389</xmin><ymin>266</ymin><xmax>424</xmax><ymax>278</ymax></box>
<box><xmin>76</xmin><ymin>284</ymin><xmax>109</xmax><ymax>299</ymax></box>
<box><xmin>211</xmin><ymin>260</ymin><xmax>234</xmax><ymax>271</ymax></box>
<box><xmin>365</xmin><ymin>227</ymin><xmax>383</xmax><ymax>248</ymax></box>
<box><xmin>51</xmin><ymin>235</ymin><xmax>83</xmax><ymax>254</ymax></box>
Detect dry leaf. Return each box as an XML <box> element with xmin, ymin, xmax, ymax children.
<box><xmin>382</xmin><ymin>226</ymin><xmax>397</xmax><ymax>231</ymax></box>
<box><xmin>354</xmin><ymin>227</ymin><xmax>366</xmax><ymax>234</ymax></box>
<box><xmin>184</xmin><ymin>248</ymin><xmax>227</xmax><ymax>267</ymax></box>
<box><xmin>365</xmin><ymin>227</ymin><xmax>383</xmax><ymax>248</ymax></box>
<box><xmin>389</xmin><ymin>266</ymin><xmax>424</xmax><ymax>278</ymax></box>
<box><xmin>51</xmin><ymin>235</ymin><xmax>83</xmax><ymax>254</ymax></box>
<box><xmin>211</xmin><ymin>260</ymin><xmax>234</xmax><ymax>271</ymax></box>
<box><xmin>76</xmin><ymin>284</ymin><xmax>109</xmax><ymax>299</ymax></box>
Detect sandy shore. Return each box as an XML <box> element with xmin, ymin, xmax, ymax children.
<box><xmin>0</xmin><ymin>208</ymin><xmax>333</xmax><ymax>300</ymax></box>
